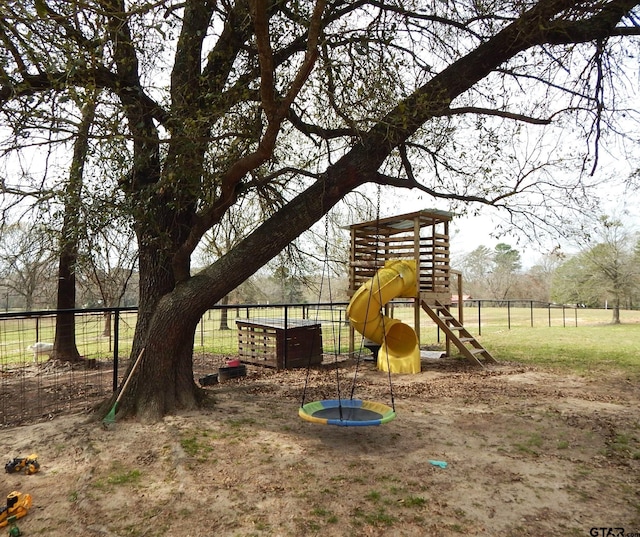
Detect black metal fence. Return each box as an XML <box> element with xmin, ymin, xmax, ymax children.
<box><xmin>460</xmin><ymin>299</ymin><xmax>581</xmax><ymax>334</ymax></box>
<box><xmin>0</xmin><ymin>303</ymin><xmax>354</xmax><ymax>428</ymax></box>
<box><xmin>0</xmin><ymin>299</ymin><xmax>614</xmax><ymax>428</ymax></box>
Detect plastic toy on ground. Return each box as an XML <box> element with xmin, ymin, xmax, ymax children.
<box><xmin>7</xmin><ymin>516</ymin><xmax>21</xmax><ymax>537</ymax></box>
<box><xmin>4</xmin><ymin>454</ymin><xmax>39</xmax><ymax>475</ymax></box>
<box><xmin>0</xmin><ymin>492</ymin><xmax>32</xmax><ymax>528</ymax></box>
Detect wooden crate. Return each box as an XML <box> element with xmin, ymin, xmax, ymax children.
<box><xmin>236</xmin><ymin>318</ymin><xmax>323</xmax><ymax>370</ymax></box>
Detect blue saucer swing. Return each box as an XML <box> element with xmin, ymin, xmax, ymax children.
<box><xmin>298</xmin><ymin>205</ymin><xmax>397</xmax><ymax>428</ymax></box>
<box><xmin>298</xmin><ymin>398</ymin><xmax>396</xmax><ymax>427</ymax></box>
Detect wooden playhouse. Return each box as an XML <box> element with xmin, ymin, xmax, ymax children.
<box><xmin>347</xmin><ymin>209</ymin><xmax>495</xmax><ymax>367</ymax></box>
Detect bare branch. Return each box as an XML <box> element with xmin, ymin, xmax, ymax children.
<box><xmin>445</xmin><ymin>106</ymin><xmax>552</xmax><ymax>125</ymax></box>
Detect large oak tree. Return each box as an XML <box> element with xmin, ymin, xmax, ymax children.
<box><xmin>0</xmin><ymin>0</ymin><xmax>638</xmax><ymax>421</ymax></box>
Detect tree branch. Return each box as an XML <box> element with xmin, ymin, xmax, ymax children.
<box><xmin>170</xmin><ymin>0</ymin><xmax>216</xmax><ymax>113</ymax></box>
<box><xmin>542</xmin><ymin>0</ymin><xmax>640</xmax><ymax>44</ymax></box>
<box><xmin>444</xmin><ymin>106</ymin><xmax>552</xmax><ymax>125</ymax></box>
<box><xmin>173</xmin><ymin>0</ymin><xmax>327</xmax><ymax>274</ymax></box>
<box><xmin>287</xmin><ymin>109</ymin><xmax>361</xmax><ymax>140</ymax></box>
<box><xmin>251</xmin><ymin>0</ymin><xmax>277</xmax><ymax>119</ymax></box>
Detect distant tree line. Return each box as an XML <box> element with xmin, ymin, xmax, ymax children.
<box><xmin>459</xmin><ymin>218</ymin><xmax>640</xmax><ymax>323</ymax></box>
<box><xmin>3</xmin><ymin>215</ymin><xmax>637</xmax><ymax>327</ymax></box>
<box><xmin>0</xmin><ymin>218</ymin><xmax>348</xmax><ymax>312</ymax></box>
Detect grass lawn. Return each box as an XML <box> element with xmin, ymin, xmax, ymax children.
<box><xmin>2</xmin><ymin>305</ymin><xmax>639</xmax><ymax>379</ymax></box>
<box><xmin>476</xmin><ymin>322</ymin><xmax>640</xmax><ymax>377</ymax></box>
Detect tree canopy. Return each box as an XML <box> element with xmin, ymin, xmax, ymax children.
<box><xmin>551</xmin><ymin>217</ymin><xmax>640</xmax><ymax>321</ymax></box>
<box><xmin>1</xmin><ymin>0</ymin><xmax>639</xmax><ymax>421</ymax></box>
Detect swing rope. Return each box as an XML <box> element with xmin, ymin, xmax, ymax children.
<box><xmin>298</xmin><ymin>186</ymin><xmax>397</xmax><ymax>426</ymax></box>
<box><xmin>356</xmin><ymin>184</ymin><xmax>395</xmax><ymax>411</ymax></box>
<box><xmin>300</xmin><ymin>215</ymin><xmax>344</xmax><ymax>410</ymax></box>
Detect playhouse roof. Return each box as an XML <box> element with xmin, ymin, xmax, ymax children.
<box><xmin>348</xmin><ymin>209</ymin><xmax>454</xmax><ymax>235</ymax></box>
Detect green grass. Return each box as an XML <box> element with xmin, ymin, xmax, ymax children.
<box><xmin>476</xmin><ymin>324</ymin><xmax>640</xmax><ymax>376</ymax></box>
<box><xmin>352</xmin><ymin>506</ymin><xmax>397</xmax><ymax>527</ymax></box>
<box><xmin>3</xmin><ymin>303</ymin><xmax>639</xmax><ymax>377</ymax></box>
<box><xmin>391</xmin><ymin>304</ymin><xmax>640</xmax><ymax>378</ymax></box>
<box><xmin>403</xmin><ymin>496</ymin><xmax>427</xmax><ymax>507</ymax></box>
<box><xmin>180</xmin><ymin>434</ymin><xmax>208</xmax><ymax>457</ymax></box>
<box><xmin>107</xmin><ymin>469</ymin><xmax>141</xmax><ymax>485</ymax></box>
<box><xmin>514</xmin><ymin>432</ymin><xmax>544</xmax><ymax>455</ymax></box>
<box><xmin>93</xmin><ymin>464</ymin><xmax>142</xmax><ymax>490</ymax></box>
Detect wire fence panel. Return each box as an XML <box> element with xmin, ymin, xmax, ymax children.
<box><xmin>0</xmin><ymin>310</ymin><xmax>128</xmax><ymax>428</ymax></box>
<box><xmin>0</xmin><ymin>303</ymin><xmax>355</xmax><ymax>428</ymax></box>
<box><xmin>0</xmin><ymin>301</ymin><xmax>623</xmax><ymax>427</ymax></box>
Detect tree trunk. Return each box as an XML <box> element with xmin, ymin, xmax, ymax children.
<box><xmin>52</xmin><ymin>248</ymin><xmax>82</xmax><ymax>362</ymax></box>
<box><xmin>611</xmin><ymin>297</ymin><xmax>621</xmax><ymax>324</ymax></box>
<box><xmin>53</xmin><ymin>100</ymin><xmax>96</xmax><ymax>363</ymax></box>
<box><xmin>612</xmin><ymin>307</ymin><xmax>620</xmax><ymax>324</ymax></box>
<box><xmin>118</xmin><ymin>277</ymin><xmax>206</xmax><ymax>421</ymax></box>
<box><xmin>102</xmin><ymin>311</ymin><xmax>112</xmax><ymax>338</ymax></box>
<box><xmin>219</xmin><ymin>295</ymin><xmax>230</xmax><ymax>330</ymax></box>
<box><xmin>110</xmin><ymin>210</ymin><xmax>194</xmax><ymax>421</ymax></box>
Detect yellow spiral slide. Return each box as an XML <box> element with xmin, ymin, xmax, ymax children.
<box><xmin>347</xmin><ymin>260</ymin><xmax>421</xmax><ymax>374</ymax></box>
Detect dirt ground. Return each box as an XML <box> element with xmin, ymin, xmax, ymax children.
<box><xmin>1</xmin><ymin>355</ymin><xmax>639</xmax><ymax>537</ymax></box>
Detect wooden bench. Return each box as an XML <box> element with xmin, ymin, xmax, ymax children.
<box><xmin>236</xmin><ymin>318</ymin><xmax>323</xmax><ymax>370</ymax></box>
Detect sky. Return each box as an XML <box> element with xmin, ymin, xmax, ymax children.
<box><xmin>379</xmin><ymin>172</ymin><xmax>640</xmax><ymax>270</ymax></box>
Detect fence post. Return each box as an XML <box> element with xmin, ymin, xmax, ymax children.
<box><xmin>337</xmin><ymin>308</ymin><xmax>342</xmax><ymax>352</ymax></box>
<box><xmin>530</xmin><ymin>301</ymin><xmax>534</xmax><ymax>327</ymax></box>
<box><xmin>113</xmin><ymin>310</ymin><xmax>120</xmax><ymax>391</ymax></box>
<box><xmin>478</xmin><ymin>300</ymin><xmax>482</xmax><ymax>336</ymax></box>
<box><xmin>562</xmin><ymin>305</ymin><xmax>566</xmax><ymax>327</ymax></box>
<box><xmin>283</xmin><ymin>305</ymin><xmax>288</xmax><ymax>368</ymax></box>
<box><xmin>508</xmin><ymin>301</ymin><xmax>511</xmax><ymax>330</ymax></box>
<box><xmin>548</xmin><ymin>304</ymin><xmax>551</xmax><ymax>327</ymax></box>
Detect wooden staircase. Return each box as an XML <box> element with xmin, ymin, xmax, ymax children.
<box><xmin>420</xmin><ymin>298</ymin><xmax>497</xmax><ymax>367</ymax></box>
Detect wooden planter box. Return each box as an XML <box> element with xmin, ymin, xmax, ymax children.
<box><xmin>236</xmin><ymin>318</ymin><xmax>323</xmax><ymax>370</ymax></box>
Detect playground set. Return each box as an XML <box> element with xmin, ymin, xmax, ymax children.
<box><xmin>345</xmin><ymin>209</ymin><xmax>496</xmax><ymax>372</ymax></box>
<box><xmin>235</xmin><ymin>209</ymin><xmax>494</xmax><ymax>374</ymax></box>
<box><xmin>298</xmin><ymin>209</ymin><xmax>496</xmax><ymax>426</ymax></box>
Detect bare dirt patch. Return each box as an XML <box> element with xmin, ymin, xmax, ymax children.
<box><xmin>2</xmin><ymin>357</ymin><xmax>639</xmax><ymax>536</ymax></box>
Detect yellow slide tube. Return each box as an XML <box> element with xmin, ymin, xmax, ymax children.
<box><xmin>347</xmin><ymin>260</ymin><xmax>421</xmax><ymax>374</ymax></box>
